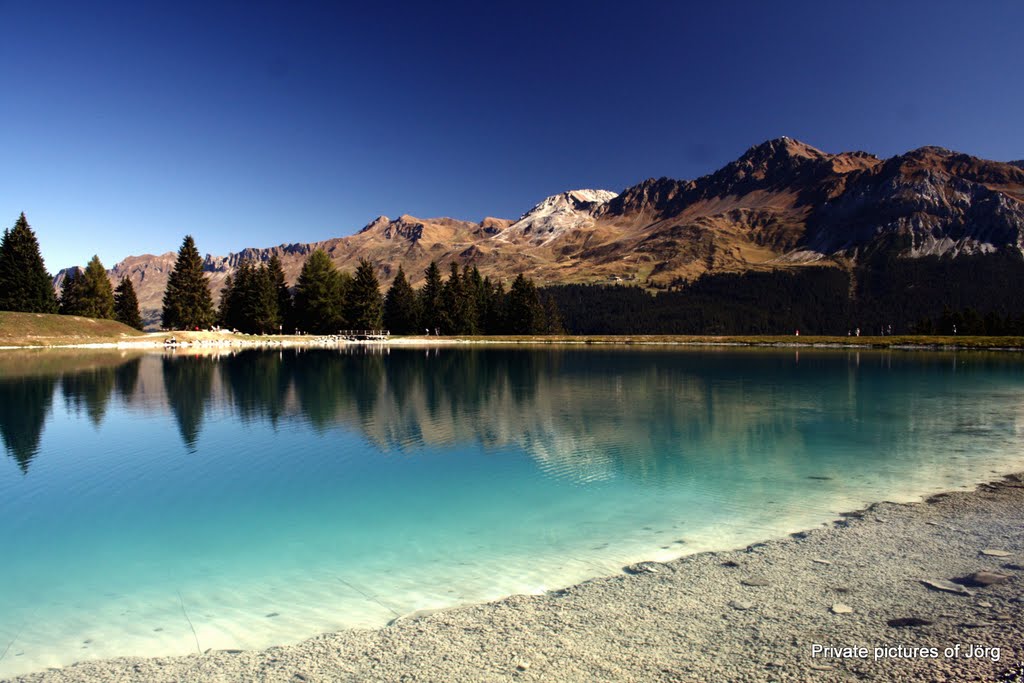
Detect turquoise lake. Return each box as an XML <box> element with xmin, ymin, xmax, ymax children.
<box><xmin>1</xmin><ymin>346</ymin><xmax>1023</xmax><ymax>677</ymax></box>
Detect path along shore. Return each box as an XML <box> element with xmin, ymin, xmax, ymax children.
<box><xmin>8</xmin><ymin>475</ymin><xmax>1024</xmax><ymax>682</ymax></box>
<box><xmin>2</xmin><ymin>327</ymin><xmax>1024</xmax><ymax>352</ymax></box>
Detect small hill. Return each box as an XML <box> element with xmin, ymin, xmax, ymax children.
<box><xmin>0</xmin><ymin>311</ymin><xmax>147</xmax><ymax>347</ymax></box>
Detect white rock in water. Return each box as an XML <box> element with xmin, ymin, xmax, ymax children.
<box><xmin>831</xmin><ymin>603</ymin><xmax>854</xmax><ymax>614</ymax></box>
<box><xmin>980</xmin><ymin>549</ymin><xmax>1012</xmax><ymax>558</ymax></box>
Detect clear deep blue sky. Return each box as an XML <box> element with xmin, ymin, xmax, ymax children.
<box><xmin>2</xmin><ymin>0</ymin><xmax>1022</xmax><ymax>271</ymax></box>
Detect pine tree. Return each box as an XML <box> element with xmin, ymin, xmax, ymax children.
<box><xmin>337</xmin><ymin>270</ymin><xmax>353</xmax><ymax>324</ymax></box>
<box><xmin>418</xmin><ymin>261</ymin><xmax>444</xmax><ymax>333</ymax></box>
<box><xmin>161</xmin><ymin>235</ymin><xmax>215</xmax><ymax>330</ymax></box>
<box><xmin>507</xmin><ymin>273</ymin><xmax>542</xmax><ymax>334</ymax></box>
<box><xmin>540</xmin><ymin>292</ymin><xmax>565</xmax><ymax>335</ymax></box>
<box><xmin>483</xmin><ymin>278</ymin><xmax>508</xmax><ymax>334</ymax></box>
<box><xmin>114</xmin><ymin>276</ymin><xmax>144</xmax><ymax>330</ymax></box>
<box><xmin>467</xmin><ymin>265</ymin><xmax>486</xmax><ymax>332</ymax></box>
<box><xmin>229</xmin><ymin>260</ymin><xmax>256</xmax><ymax>332</ymax></box>
<box><xmin>383</xmin><ymin>265</ymin><xmax>419</xmax><ymax>334</ymax></box>
<box><xmin>59</xmin><ymin>267</ymin><xmax>84</xmax><ymax>315</ymax></box>
<box><xmin>439</xmin><ymin>263</ymin><xmax>461</xmax><ymax>333</ymax></box>
<box><xmin>219</xmin><ymin>260</ymin><xmax>280</xmax><ymax>334</ymax></box>
<box><xmin>78</xmin><ymin>255</ymin><xmax>115</xmax><ymax>319</ymax></box>
<box><xmin>460</xmin><ymin>264</ymin><xmax>480</xmax><ymax>334</ymax></box>
<box><xmin>294</xmin><ymin>249</ymin><xmax>343</xmax><ymax>334</ymax></box>
<box><xmin>346</xmin><ymin>259</ymin><xmax>383</xmax><ymax>329</ymax></box>
<box><xmin>0</xmin><ymin>213</ymin><xmax>58</xmax><ymax>313</ymax></box>
<box><xmin>245</xmin><ymin>263</ymin><xmax>279</xmax><ymax>334</ymax></box>
<box><xmin>440</xmin><ymin>262</ymin><xmax>477</xmax><ymax>334</ymax></box>
<box><xmin>267</xmin><ymin>254</ymin><xmax>293</xmax><ymax>333</ymax></box>
<box><xmin>218</xmin><ymin>274</ymin><xmax>236</xmax><ymax>328</ymax></box>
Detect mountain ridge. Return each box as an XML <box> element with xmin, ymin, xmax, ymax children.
<box><xmin>55</xmin><ymin>139</ymin><xmax>1024</xmax><ymax>327</ymax></box>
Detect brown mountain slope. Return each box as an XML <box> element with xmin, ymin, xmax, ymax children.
<box><xmin>56</xmin><ymin>138</ymin><xmax>1024</xmax><ymax>326</ymax></box>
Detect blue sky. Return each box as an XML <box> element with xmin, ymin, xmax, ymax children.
<box><xmin>1</xmin><ymin>1</ymin><xmax>1022</xmax><ymax>271</ymax></box>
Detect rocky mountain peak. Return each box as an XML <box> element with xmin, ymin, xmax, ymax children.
<box><xmin>720</xmin><ymin>137</ymin><xmax>831</xmax><ymax>182</ymax></box>
<box><xmin>359</xmin><ymin>216</ymin><xmax>391</xmax><ymax>233</ymax></box>
<box><xmin>499</xmin><ymin>189</ymin><xmax>617</xmax><ymax>245</ymax></box>
<box><xmin>599</xmin><ymin>178</ymin><xmax>690</xmax><ymax>218</ymax></box>
<box><xmin>882</xmin><ymin>147</ymin><xmax>1024</xmax><ymax>196</ymax></box>
<box><xmin>517</xmin><ymin>190</ymin><xmax>617</xmax><ymax>218</ymax></box>
<box><xmin>741</xmin><ymin>136</ymin><xmax>827</xmax><ymax>162</ymax></box>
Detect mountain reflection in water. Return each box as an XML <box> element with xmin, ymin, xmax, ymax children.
<box><xmin>3</xmin><ymin>347</ymin><xmax>1022</xmax><ymax>485</ymax></box>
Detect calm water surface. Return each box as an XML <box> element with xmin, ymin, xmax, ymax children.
<box><xmin>1</xmin><ymin>346</ymin><xmax>1023</xmax><ymax>676</ymax></box>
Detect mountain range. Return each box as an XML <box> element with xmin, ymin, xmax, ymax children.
<box><xmin>56</xmin><ymin>138</ymin><xmax>1024</xmax><ymax>327</ymax></box>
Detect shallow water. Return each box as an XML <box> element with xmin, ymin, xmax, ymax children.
<box><xmin>1</xmin><ymin>346</ymin><xmax>1022</xmax><ymax>677</ymax></box>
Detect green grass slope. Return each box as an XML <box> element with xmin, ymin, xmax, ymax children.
<box><xmin>0</xmin><ymin>311</ymin><xmax>147</xmax><ymax>347</ymax></box>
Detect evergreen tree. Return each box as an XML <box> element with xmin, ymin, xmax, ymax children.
<box><xmin>507</xmin><ymin>273</ymin><xmax>542</xmax><ymax>334</ymax></box>
<box><xmin>466</xmin><ymin>265</ymin><xmax>486</xmax><ymax>331</ymax></box>
<box><xmin>161</xmin><ymin>235</ymin><xmax>215</xmax><ymax>330</ymax></box>
<box><xmin>78</xmin><ymin>255</ymin><xmax>115</xmax><ymax>319</ymax></box>
<box><xmin>346</xmin><ymin>259</ymin><xmax>384</xmax><ymax>329</ymax></box>
<box><xmin>220</xmin><ymin>260</ymin><xmax>280</xmax><ymax>334</ymax></box>
<box><xmin>114</xmin><ymin>276</ymin><xmax>144</xmax><ymax>330</ymax></box>
<box><xmin>383</xmin><ymin>265</ymin><xmax>419</xmax><ymax>334</ymax></box>
<box><xmin>218</xmin><ymin>274</ymin><xmax>236</xmax><ymax>328</ymax></box>
<box><xmin>540</xmin><ymin>292</ymin><xmax>565</xmax><ymax>335</ymax></box>
<box><xmin>245</xmin><ymin>263</ymin><xmax>280</xmax><ymax>334</ymax></box>
<box><xmin>267</xmin><ymin>254</ymin><xmax>293</xmax><ymax>333</ymax></box>
<box><xmin>439</xmin><ymin>263</ymin><xmax>461</xmax><ymax>334</ymax></box>
<box><xmin>338</xmin><ymin>270</ymin><xmax>354</xmax><ymax>323</ymax></box>
<box><xmin>294</xmin><ymin>249</ymin><xmax>343</xmax><ymax>334</ymax></box>
<box><xmin>59</xmin><ymin>268</ymin><xmax>84</xmax><ymax>315</ymax></box>
<box><xmin>483</xmin><ymin>278</ymin><xmax>507</xmax><ymax>334</ymax></box>
<box><xmin>226</xmin><ymin>260</ymin><xmax>256</xmax><ymax>332</ymax></box>
<box><xmin>418</xmin><ymin>261</ymin><xmax>444</xmax><ymax>333</ymax></box>
<box><xmin>0</xmin><ymin>213</ymin><xmax>58</xmax><ymax>313</ymax></box>
<box><xmin>441</xmin><ymin>262</ymin><xmax>477</xmax><ymax>334</ymax></box>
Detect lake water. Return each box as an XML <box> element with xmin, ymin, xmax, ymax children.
<box><xmin>1</xmin><ymin>346</ymin><xmax>1023</xmax><ymax>677</ymax></box>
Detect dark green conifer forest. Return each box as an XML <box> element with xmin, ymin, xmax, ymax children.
<box><xmin>546</xmin><ymin>254</ymin><xmax>1024</xmax><ymax>336</ymax></box>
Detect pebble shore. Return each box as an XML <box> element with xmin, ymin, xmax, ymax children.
<box><xmin>7</xmin><ymin>475</ymin><xmax>1024</xmax><ymax>682</ymax></box>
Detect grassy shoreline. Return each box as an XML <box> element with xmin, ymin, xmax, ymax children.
<box><xmin>4</xmin><ymin>312</ymin><xmax>1024</xmax><ymax>351</ymax></box>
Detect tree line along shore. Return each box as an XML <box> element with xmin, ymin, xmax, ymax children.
<box><xmin>6</xmin><ymin>212</ymin><xmax>1024</xmax><ymax>339</ymax></box>
<box><xmin>0</xmin><ymin>214</ymin><xmax>563</xmax><ymax>337</ymax></box>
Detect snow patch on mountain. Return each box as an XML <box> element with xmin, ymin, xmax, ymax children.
<box><xmin>497</xmin><ymin>189</ymin><xmax>618</xmax><ymax>245</ymax></box>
